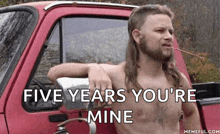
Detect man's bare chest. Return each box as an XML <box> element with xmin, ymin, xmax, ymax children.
<box><xmin>112</xmin><ymin>91</ymin><xmax>182</xmax><ymax>127</ymax></box>
<box><xmin>112</xmin><ymin>77</ymin><xmax>182</xmax><ymax>124</ymax></box>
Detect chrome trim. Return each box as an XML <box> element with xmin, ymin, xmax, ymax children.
<box><xmin>44</xmin><ymin>1</ymin><xmax>139</xmax><ymax>11</ymax></box>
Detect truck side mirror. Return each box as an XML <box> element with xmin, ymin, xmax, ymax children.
<box><xmin>54</xmin><ymin>77</ymin><xmax>97</xmax><ymax>134</ymax></box>
<box><xmin>55</xmin><ymin>77</ymin><xmax>90</xmax><ymax>112</ymax></box>
<box><xmin>55</xmin><ymin>77</ymin><xmax>107</xmax><ymax>113</ymax></box>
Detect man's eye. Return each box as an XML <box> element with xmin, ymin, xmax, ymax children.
<box><xmin>169</xmin><ymin>30</ymin><xmax>174</xmax><ymax>35</ymax></box>
<box><xmin>157</xmin><ymin>29</ymin><xmax>165</xmax><ymax>33</ymax></box>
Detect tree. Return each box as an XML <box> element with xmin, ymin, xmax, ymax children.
<box><xmin>183</xmin><ymin>51</ymin><xmax>220</xmax><ymax>83</ymax></box>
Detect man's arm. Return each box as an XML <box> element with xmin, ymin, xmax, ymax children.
<box><xmin>180</xmin><ymin>73</ymin><xmax>201</xmax><ymax>132</ymax></box>
<box><xmin>47</xmin><ymin>63</ymin><xmax>113</xmax><ymax>104</ymax></box>
<box><xmin>47</xmin><ymin>63</ymin><xmax>88</xmax><ymax>83</ymax></box>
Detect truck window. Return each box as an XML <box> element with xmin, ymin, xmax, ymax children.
<box><xmin>24</xmin><ymin>16</ymin><xmax>129</xmax><ymax>112</ymax></box>
<box><xmin>62</xmin><ymin>17</ymin><xmax>128</xmax><ymax>64</ymax></box>
<box><xmin>30</xmin><ymin>22</ymin><xmax>60</xmax><ymax>89</ymax></box>
<box><xmin>0</xmin><ymin>11</ymin><xmax>34</xmax><ymax>97</ymax></box>
<box><xmin>23</xmin><ymin>22</ymin><xmax>61</xmax><ymax>112</ymax></box>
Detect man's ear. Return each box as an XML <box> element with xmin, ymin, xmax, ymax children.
<box><xmin>132</xmin><ymin>29</ymin><xmax>142</xmax><ymax>44</ymax></box>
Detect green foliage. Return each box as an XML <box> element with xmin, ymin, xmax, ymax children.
<box><xmin>0</xmin><ymin>0</ymin><xmax>9</xmax><ymax>7</ymax></box>
<box><xmin>183</xmin><ymin>52</ymin><xmax>220</xmax><ymax>83</ymax></box>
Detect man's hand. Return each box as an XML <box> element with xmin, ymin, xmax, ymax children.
<box><xmin>88</xmin><ymin>63</ymin><xmax>113</xmax><ymax>106</ymax></box>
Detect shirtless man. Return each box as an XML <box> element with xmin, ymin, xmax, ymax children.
<box><xmin>47</xmin><ymin>5</ymin><xmax>200</xmax><ymax>134</ymax></box>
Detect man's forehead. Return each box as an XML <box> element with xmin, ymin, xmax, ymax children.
<box><xmin>143</xmin><ymin>14</ymin><xmax>173</xmax><ymax>28</ymax></box>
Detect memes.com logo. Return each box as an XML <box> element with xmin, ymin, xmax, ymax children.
<box><xmin>184</xmin><ymin>130</ymin><xmax>220</xmax><ymax>134</ymax></box>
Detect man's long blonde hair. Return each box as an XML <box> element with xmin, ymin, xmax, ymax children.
<box><xmin>124</xmin><ymin>5</ymin><xmax>180</xmax><ymax>91</ymax></box>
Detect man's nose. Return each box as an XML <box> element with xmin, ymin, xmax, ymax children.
<box><xmin>164</xmin><ymin>31</ymin><xmax>173</xmax><ymax>42</ymax></box>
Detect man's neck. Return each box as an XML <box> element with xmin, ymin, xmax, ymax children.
<box><xmin>138</xmin><ymin>54</ymin><xmax>164</xmax><ymax>78</ymax></box>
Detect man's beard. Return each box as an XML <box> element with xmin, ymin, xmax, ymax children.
<box><xmin>139</xmin><ymin>37</ymin><xmax>173</xmax><ymax>62</ymax></box>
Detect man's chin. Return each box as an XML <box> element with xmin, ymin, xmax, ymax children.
<box><xmin>162</xmin><ymin>54</ymin><xmax>173</xmax><ymax>62</ymax></box>
<box><xmin>162</xmin><ymin>50</ymin><xmax>172</xmax><ymax>56</ymax></box>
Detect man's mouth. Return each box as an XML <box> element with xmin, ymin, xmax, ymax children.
<box><xmin>162</xmin><ymin>44</ymin><xmax>172</xmax><ymax>48</ymax></box>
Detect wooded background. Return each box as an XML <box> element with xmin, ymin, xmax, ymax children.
<box><xmin>1</xmin><ymin>0</ymin><xmax>219</xmax><ymax>83</ymax></box>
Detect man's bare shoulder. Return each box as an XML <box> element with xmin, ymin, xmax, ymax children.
<box><xmin>179</xmin><ymin>72</ymin><xmax>191</xmax><ymax>89</ymax></box>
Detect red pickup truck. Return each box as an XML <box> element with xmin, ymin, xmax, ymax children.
<box><xmin>0</xmin><ymin>1</ymin><xmax>219</xmax><ymax>134</ymax></box>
